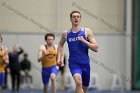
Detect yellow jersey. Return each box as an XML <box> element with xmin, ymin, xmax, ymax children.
<box><xmin>41</xmin><ymin>45</ymin><xmax>57</xmax><ymax>67</ymax></box>
<box><xmin>0</xmin><ymin>48</ymin><xmax>6</xmax><ymax>72</ymax></box>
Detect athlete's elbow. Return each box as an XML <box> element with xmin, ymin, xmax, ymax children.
<box><xmin>58</xmin><ymin>43</ymin><xmax>63</xmax><ymax>49</ymax></box>
<box><xmin>37</xmin><ymin>58</ymin><xmax>41</xmax><ymax>62</ymax></box>
<box><xmin>96</xmin><ymin>45</ymin><xmax>99</xmax><ymax>52</ymax></box>
<box><xmin>94</xmin><ymin>48</ymin><xmax>98</xmax><ymax>52</ymax></box>
<box><xmin>93</xmin><ymin>45</ymin><xmax>98</xmax><ymax>52</ymax></box>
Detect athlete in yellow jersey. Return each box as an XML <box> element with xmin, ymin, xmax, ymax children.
<box><xmin>0</xmin><ymin>34</ymin><xmax>9</xmax><ymax>93</ymax></box>
<box><xmin>38</xmin><ymin>33</ymin><xmax>58</xmax><ymax>93</ymax></box>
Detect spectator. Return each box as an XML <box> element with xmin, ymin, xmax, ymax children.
<box><xmin>9</xmin><ymin>44</ymin><xmax>23</xmax><ymax>92</ymax></box>
<box><xmin>20</xmin><ymin>53</ymin><xmax>33</xmax><ymax>88</ymax></box>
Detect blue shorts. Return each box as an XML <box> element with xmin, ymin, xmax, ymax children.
<box><xmin>42</xmin><ymin>65</ymin><xmax>57</xmax><ymax>85</ymax></box>
<box><xmin>0</xmin><ymin>72</ymin><xmax>4</xmax><ymax>86</ymax></box>
<box><xmin>69</xmin><ymin>62</ymin><xmax>90</xmax><ymax>87</ymax></box>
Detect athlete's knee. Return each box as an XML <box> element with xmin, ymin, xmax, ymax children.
<box><xmin>43</xmin><ymin>84</ymin><xmax>48</xmax><ymax>90</ymax></box>
<box><xmin>73</xmin><ymin>74</ymin><xmax>83</xmax><ymax>87</ymax></box>
<box><xmin>50</xmin><ymin>73</ymin><xmax>56</xmax><ymax>81</ymax></box>
<box><xmin>75</xmin><ymin>79</ymin><xmax>82</xmax><ymax>87</ymax></box>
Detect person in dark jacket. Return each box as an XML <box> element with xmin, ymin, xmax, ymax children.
<box><xmin>9</xmin><ymin>44</ymin><xmax>23</xmax><ymax>92</ymax></box>
<box><xmin>20</xmin><ymin>53</ymin><xmax>33</xmax><ymax>88</ymax></box>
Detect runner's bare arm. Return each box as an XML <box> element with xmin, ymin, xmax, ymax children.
<box><xmin>38</xmin><ymin>45</ymin><xmax>44</xmax><ymax>62</ymax></box>
<box><xmin>57</xmin><ymin>31</ymin><xmax>67</xmax><ymax>66</ymax></box>
<box><xmin>78</xmin><ymin>28</ymin><xmax>98</xmax><ymax>52</ymax></box>
<box><xmin>3</xmin><ymin>48</ymin><xmax>9</xmax><ymax>64</ymax></box>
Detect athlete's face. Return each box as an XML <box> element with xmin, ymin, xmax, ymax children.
<box><xmin>70</xmin><ymin>13</ymin><xmax>81</xmax><ymax>26</ymax></box>
<box><xmin>46</xmin><ymin>36</ymin><xmax>54</xmax><ymax>46</ymax></box>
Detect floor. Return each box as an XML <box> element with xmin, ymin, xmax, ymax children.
<box><xmin>2</xmin><ymin>88</ymin><xmax>140</xmax><ymax>93</ymax></box>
